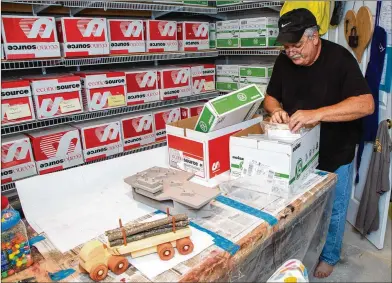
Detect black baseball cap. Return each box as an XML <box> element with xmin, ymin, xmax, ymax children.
<box><xmin>276</xmin><ymin>8</ymin><xmax>318</xmax><ymax>44</ymax></box>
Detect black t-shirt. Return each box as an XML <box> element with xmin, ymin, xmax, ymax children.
<box><xmin>267</xmin><ymin>39</ymin><xmax>371</xmax><ymax>172</ymax></box>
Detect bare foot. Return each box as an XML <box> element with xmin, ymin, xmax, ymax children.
<box><xmin>314</xmin><ymin>261</ymin><xmax>334</xmax><ymax>278</ymax></box>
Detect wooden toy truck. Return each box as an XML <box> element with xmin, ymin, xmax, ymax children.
<box><xmin>79</xmin><ymin>214</ymin><xmax>194</xmax><ymax>281</ymax></box>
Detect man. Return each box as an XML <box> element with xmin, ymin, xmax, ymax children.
<box><xmin>264</xmin><ymin>8</ymin><xmax>374</xmax><ymax>278</ymax></box>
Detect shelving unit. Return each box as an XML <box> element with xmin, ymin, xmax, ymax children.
<box><xmin>1</xmin><ymin>0</ymin><xmax>283</xmax><ymax>201</ymax></box>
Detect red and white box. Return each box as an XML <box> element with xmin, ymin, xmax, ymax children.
<box><xmin>1</xmin><ymin>16</ymin><xmax>60</xmax><ymax>60</ymax></box>
<box><xmin>107</xmin><ymin>19</ymin><xmax>145</xmax><ymax>54</ymax></box>
<box><xmin>177</xmin><ymin>22</ymin><xmax>209</xmax><ymax>51</ymax></box>
<box><xmin>157</xmin><ymin>66</ymin><xmax>191</xmax><ymax>100</ymax></box>
<box><xmin>27</xmin><ymin>74</ymin><xmax>83</xmax><ymax>120</ymax></box>
<box><xmin>166</xmin><ymin>116</ymin><xmax>260</xmax><ymax>180</ymax></box>
<box><xmin>185</xmin><ymin>64</ymin><xmax>216</xmax><ymax>94</ymax></box>
<box><xmin>1</xmin><ymin>134</ymin><xmax>37</xmax><ymax>184</ymax></box>
<box><xmin>56</xmin><ymin>17</ymin><xmax>109</xmax><ymax>57</ymax></box>
<box><xmin>180</xmin><ymin>102</ymin><xmax>204</xmax><ymax>120</ymax></box>
<box><xmin>73</xmin><ymin>118</ymin><xmax>124</xmax><ymax>162</ymax></box>
<box><xmin>75</xmin><ymin>71</ymin><xmax>127</xmax><ymax>111</ymax></box>
<box><xmin>27</xmin><ymin>125</ymin><xmax>84</xmax><ymax>175</ymax></box>
<box><xmin>124</xmin><ymin>69</ymin><xmax>160</xmax><ymax>105</ymax></box>
<box><xmin>1</xmin><ymin>79</ymin><xmax>35</xmax><ymax>125</ymax></box>
<box><xmin>145</xmin><ymin>20</ymin><xmax>178</xmax><ymax>52</ymax></box>
<box><xmin>154</xmin><ymin>107</ymin><xmax>181</xmax><ymax>142</ymax></box>
<box><xmin>121</xmin><ymin>113</ymin><xmax>155</xmax><ymax>151</ymax></box>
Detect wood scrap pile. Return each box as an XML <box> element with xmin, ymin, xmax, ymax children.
<box><xmin>105</xmin><ymin>214</ymin><xmax>189</xmax><ymax>247</ymax></box>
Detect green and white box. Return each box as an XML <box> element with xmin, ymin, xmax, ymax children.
<box><xmin>230</xmin><ymin>122</ymin><xmax>320</xmax><ymax>197</ymax></box>
<box><xmin>240</xmin><ymin>17</ymin><xmax>279</xmax><ymax>47</ymax></box>
<box><xmin>195</xmin><ymin>84</ymin><xmax>264</xmax><ymax>133</ymax></box>
<box><xmin>216</xmin><ymin>64</ymin><xmax>239</xmax><ymax>91</ymax></box>
<box><xmin>209</xmin><ymin>23</ymin><xmax>216</xmax><ymax>49</ymax></box>
<box><xmin>239</xmin><ymin>64</ymin><xmax>273</xmax><ymax>90</ymax></box>
<box><xmin>216</xmin><ymin>0</ymin><xmax>242</xmax><ymax>6</ymax></box>
<box><xmin>216</xmin><ymin>20</ymin><xmax>240</xmax><ymax>48</ymax></box>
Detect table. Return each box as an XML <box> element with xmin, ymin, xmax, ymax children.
<box><xmin>4</xmin><ymin>173</ymin><xmax>336</xmax><ymax>282</ymax></box>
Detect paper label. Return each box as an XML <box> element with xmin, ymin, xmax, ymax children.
<box><xmin>108</xmin><ymin>95</ymin><xmax>125</xmax><ymax>107</ymax></box>
<box><xmin>5</xmin><ymin>104</ymin><xmax>31</xmax><ymax>120</ymax></box>
<box><xmin>60</xmin><ymin>98</ymin><xmax>82</xmax><ymax>113</ymax></box>
<box><xmin>204</xmin><ymin>81</ymin><xmax>215</xmax><ymax>91</ymax></box>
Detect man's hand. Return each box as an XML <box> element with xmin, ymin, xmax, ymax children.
<box><xmin>271</xmin><ymin>108</ymin><xmax>289</xmax><ymax>123</ymax></box>
<box><xmin>289</xmin><ymin>109</ymin><xmax>322</xmax><ymax>132</ymax></box>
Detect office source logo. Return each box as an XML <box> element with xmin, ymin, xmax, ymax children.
<box><xmin>132</xmin><ymin>116</ymin><xmax>153</xmax><ymax>132</ymax></box>
<box><xmin>2</xmin><ymin>141</ymin><xmax>30</xmax><ymax>163</ymax></box>
<box><xmin>95</xmin><ymin>124</ymin><xmax>120</xmax><ymax>142</ymax></box>
<box><xmin>192</xmin><ymin>23</ymin><xmax>208</xmax><ymax>37</ymax></box>
<box><xmin>40</xmin><ymin>131</ymin><xmax>80</xmax><ymax>158</ymax></box>
<box><xmin>158</xmin><ymin>21</ymin><xmax>176</xmax><ymax>37</ymax></box>
<box><xmin>162</xmin><ymin>109</ymin><xmax>180</xmax><ymax>124</ymax></box>
<box><xmin>40</xmin><ymin>97</ymin><xmax>63</xmax><ymax>117</ymax></box>
<box><xmin>77</xmin><ymin>19</ymin><xmax>105</xmax><ymax>37</ymax></box>
<box><xmin>90</xmin><ymin>91</ymin><xmax>111</xmax><ymax>109</ymax></box>
<box><xmin>193</xmin><ymin>79</ymin><xmax>205</xmax><ymax>94</ymax></box>
<box><xmin>19</xmin><ymin>18</ymin><xmax>54</xmax><ymax>38</ymax></box>
<box><xmin>136</xmin><ymin>72</ymin><xmax>156</xmax><ymax>88</ymax></box>
<box><xmin>199</xmin><ymin>121</ymin><xmax>208</xmax><ymax>133</ymax></box>
<box><xmin>237</xmin><ymin>93</ymin><xmax>247</xmax><ymax>102</ymax></box>
<box><xmin>171</xmin><ymin>69</ymin><xmax>189</xmax><ymax>85</ymax></box>
<box><xmin>120</xmin><ymin>21</ymin><xmax>143</xmax><ymax>37</ymax></box>
<box><xmin>212</xmin><ymin>161</ymin><xmax>220</xmax><ymax>172</ymax></box>
<box><xmin>295</xmin><ymin>158</ymin><xmax>303</xmax><ymax>180</ymax></box>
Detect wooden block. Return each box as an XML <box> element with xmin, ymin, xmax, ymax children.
<box><xmin>131</xmin><ymin>241</ymin><xmax>177</xmax><ymax>258</ymax></box>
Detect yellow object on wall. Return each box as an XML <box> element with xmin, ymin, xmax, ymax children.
<box><xmin>280</xmin><ymin>1</ymin><xmax>331</xmax><ymax>35</ymax></box>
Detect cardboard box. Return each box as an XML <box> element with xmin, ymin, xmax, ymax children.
<box><xmin>73</xmin><ymin>118</ymin><xmax>124</xmax><ymax>162</ymax></box>
<box><xmin>1</xmin><ymin>134</ymin><xmax>37</xmax><ymax>184</ymax></box>
<box><xmin>75</xmin><ymin>71</ymin><xmax>127</xmax><ymax>111</ymax></box>
<box><xmin>216</xmin><ymin>0</ymin><xmax>242</xmax><ymax>6</ymax></box>
<box><xmin>1</xmin><ymin>79</ymin><xmax>35</xmax><ymax>125</ymax></box>
<box><xmin>144</xmin><ymin>20</ymin><xmax>178</xmax><ymax>52</ymax></box>
<box><xmin>216</xmin><ymin>20</ymin><xmax>239</xmax><ymax>48</ymax></box>
<box><xmin>121</xmin><ymin>113</ymin><xmax>155</xmax><ymax>151</ymax></box>
<box><xmin>157</xmin><ymin>66</ymin><xmax>192</xmax><ymax>100</ymax></box>
<box><xmin>195</xmin><ymin>84</ymin><xmax>264</xmax><ymax>133</ymax></box>
<box><xmin>154</xmin><ymin>107</ymin><xmax>181</xmax><ymax>142</ymax></box>
<box><xmin>124</xmin><ymin>69</ymin><xmax>160</xmax><ymax>105</ymax></box>
<box><xmin>167</xmin><ymin>116</ymin><xmax>260</xmax><ymax>180</ymax></box>
<box><xmin>107</xmin><ymin>19</ymin><xmax>145</xmax><ymax>54</ymax></box>
<box><xmin>180</xmin><ymin>102</ymin><xmax>204</xmax><ymax>119</ymax></box>
<box><xmin>188</xmin><ymin>64</ymin><xmax>216</xmax><ymax>95</ymax></box>
<box><xmin>27</xmin><ymin>74</ymin><xmax>84</xmax><ymax>119</ymax></box>
<box><xmin>239</xmin><ymin>64</ymin><xmax>272</xmax><ymax>90</ymax></box>
<box><xmin>57</xmin><ymin>17</ymin><xmax>109</xmax><ymax>57</ymax></box>
<box><xmin>216</xmin><ymin>64</ymin><xmax>239</xmax><ymax>92</ymax></box>
<box><xmin>1</xmin><ymin>16</ymin><xmax>60</xmax><ymax>59</ymax></box>
<box><xmin>240</xmin><ymin>17</ymin><xmax>279</xmax><ymax>47</ymax></box>
<box><xmin>177</xmin><ymin>22</ymin><xmax>209</xmax><ymax>51</ymax></box>
<box><xmin>209</xmin><ymin>23</ymin><xmax>216</xmax><ymax>49</ymax></box>
<box><xmin>230</xmin><ymin>122</ymin><xmax>320</xmax><ymax>196</ymax></box>
<box><xmin>27</xmin><ymin>125</ymin><xmax>84</xmax><ymax>175</ymax></box>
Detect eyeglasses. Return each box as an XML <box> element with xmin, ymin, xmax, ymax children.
<box><xmin>281</xmin><ymin>37</ymin><xmax>310</xmax><ymax>56</ymax></box>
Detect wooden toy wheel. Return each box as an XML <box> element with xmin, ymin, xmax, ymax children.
<box><xmin>157</xmin><ymin>242</ymin><xmax>175</xmax><ymax>261</ymax></box>
<box><xmin>176</xmin><ymin>237</ymin><xmax>194</xmax><ymax>255</ymax></box>
<box><xmin>108</xmin><ymin>256</ymin><xmax>129</xmax><ymax>275</ymax></box>
<box><xmin>89</xmin><ymin>264</ymin><xmax>108</xmax><ymax>282</ymax></box>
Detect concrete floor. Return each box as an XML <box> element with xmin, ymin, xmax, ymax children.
<box><xmin>310</xmin><ymin>219</ymin><xmax>392</xmax><ymax>282</ymax></box>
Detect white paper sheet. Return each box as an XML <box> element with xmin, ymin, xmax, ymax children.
<box><xmin>128</xmin><ymin>214</ymin><xmax>214</xmax><ymax>280</ymax></box>
<box><xmin>15</xmin><ymin>147</ymin><xmax>169</xmax><ymax>252</ymax></box>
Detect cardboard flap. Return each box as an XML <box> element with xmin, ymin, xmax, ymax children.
<box><xmin>167</xmin><ymin>116</ymin><xmax>198</xmax><ymax>137</ymax></box>
<box><xmin>233</xmin><ymin>122</ymin><xmax>264</xmax><ymax>137</ymax></box>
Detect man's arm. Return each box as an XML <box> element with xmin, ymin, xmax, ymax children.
<box><xmin>264</xmin><ymin>95</ymin><xmax>289</xmax><ymax>123</ymax></box>
<box><xmin>289</xmin><ymin>94</ymin><xmax>374</xmax><ymax>132</ymax></box>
